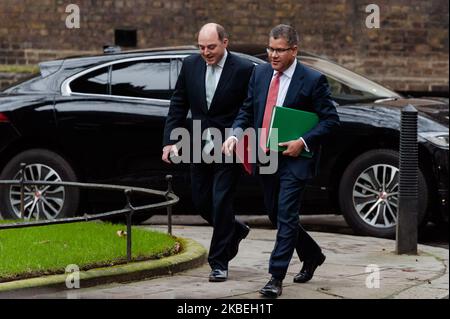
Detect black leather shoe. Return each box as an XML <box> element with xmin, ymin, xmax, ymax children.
<box><xmin>209</xmin><ymin>269</ymin><xmax>228</xmax><ymax>282</ymax></box>
<box><xmin>259</xmin><ymin>277</ymin><xmax>283</xmax><ymax>298</ymax></box>
<box><xmin>229</xmin><ymin>224</ymin><xmax>250</xmax><ymax>260</ymax></box>
<box><xmin>293</xmin><ymin>252</ymin><xmax>326</xmax><ymax>283</ymax></box>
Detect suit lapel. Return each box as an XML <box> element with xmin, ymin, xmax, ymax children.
<box><xmin>209</xmin><ymin>52</ymin><xmax>234</xmax><ymax>112</ymax></box>
<box><xmin>283</xmin><ymin>61</ymin><xmax>305</xmax><ymax>108</ymax></box>
<box><xmin>256</xmin><ymin>66</ymin><xmax>275</xmax><ymax>127</ymax></box>
<box><xmin>197</xmin><ymin>58</ymin><xmax>208</xmax><ymax>114</ymax></box>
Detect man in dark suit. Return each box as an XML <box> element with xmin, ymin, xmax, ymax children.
<box><xmin>162</xmin><ymin>23</ymin><xmax>254</xmax><ymax>282</ymax></box>
<box><xmin>223</xmin><ymin>24</ymin><xmax>340</xmax><ymax>297</ymax></box>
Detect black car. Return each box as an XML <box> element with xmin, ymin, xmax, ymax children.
<box><xmin>0</xmin><ymin>46</ymin><xmax>448</xmax><ymax>238</ymax></box>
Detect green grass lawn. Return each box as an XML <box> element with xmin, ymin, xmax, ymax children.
<box><xmin>0</xmin><ymin>221</ymin><xmax>180</xmax><ymax>282</ymax></box>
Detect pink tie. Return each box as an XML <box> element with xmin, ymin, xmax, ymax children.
<box><xmin>259</xmin><ymin>72</ymin><xmax>282</xmax><ymax>152</ymax></box>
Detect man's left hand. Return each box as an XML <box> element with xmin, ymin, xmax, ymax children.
<box><xmin>279</xmin><ymin>139</ymin><xmax>304</xmax><ymax>157</ymax></box>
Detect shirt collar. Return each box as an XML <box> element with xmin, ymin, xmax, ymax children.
<box><xmin>206</xmin><ymin>50</ymin><xmax>228</xmax><ymax>69</ymax></box>
<box><xmin>217</xmin><ymin>50</ymin><xmax>228</xmax><ymax>68</ymax></box>
<box><xmin>273</xmin><ymin>59</ymin><xmax>297</xmax><ymax>79</ymax></box>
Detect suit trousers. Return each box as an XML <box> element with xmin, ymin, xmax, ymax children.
<box><xmin>190</xmin><ymin>162</ymin><xmax>247</xmax><ymax>271</ymax></box>
<box><xmin>259</xmin><ymin>157</ymin><xmax>323</xmax><ymax>280</ymax></box>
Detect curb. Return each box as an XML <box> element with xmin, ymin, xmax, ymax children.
<box><xmin>0</xmin><ymin>237</ymin><xmax>207</xmax><ymax>295</ymax></box>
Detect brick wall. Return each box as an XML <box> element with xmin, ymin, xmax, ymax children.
<box><xmin>0</xmin><ymin>0</ymin><xmax>448</xmax><ymax>94</ymax></box>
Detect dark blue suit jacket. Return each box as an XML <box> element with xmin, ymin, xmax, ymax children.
<box><xmin>232</xmin><ymin>61</ymin><xmax>340</xmax><ymax>180</ymax></box>
<box><xmin>163</xmin><ymin>52</ymin><xmax>254</xmax><ymax>149</ymax></box>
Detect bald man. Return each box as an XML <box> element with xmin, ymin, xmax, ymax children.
<box><xmin>162</xmin><ymin>23</ymin><xmax>254</xmax><ymax>282</ymax></box>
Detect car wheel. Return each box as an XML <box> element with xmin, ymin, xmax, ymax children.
<box><xmin>339</xmin><ymin>149</ymin><xmax>428</xmax><ymax>238</ymax></box>
<box><xmin>0</xmin><ymin>149</ymin><xmax>79</xmax><ymax>220</ymax></box>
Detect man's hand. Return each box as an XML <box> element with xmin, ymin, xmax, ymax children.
<box><xmin>279</xmin><ymin>139</ymin><xmax>304</xmax><ymax>157</ymax></box>
<box><xmin>162</xmin><ymin>144</ymin><xmax>179</xmax><ymax>163</ymax></box>
<box><xmin>222</xmin><ymin>136</ymin><xmax>238</xmax><ymax>156</ymax></box>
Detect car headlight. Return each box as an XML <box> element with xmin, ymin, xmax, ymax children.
<box><xmin>419</xmin><ymin>132</ymin><xmax>449</xmax><ymax>149</ymax></box>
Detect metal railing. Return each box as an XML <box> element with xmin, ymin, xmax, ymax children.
<box><xmin>0</xmin><ymin>165</ymin><xmax>179</xmax><ymax>262</ymax></box>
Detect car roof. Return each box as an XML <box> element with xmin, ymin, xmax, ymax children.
<box><xmin>41</xmin><ymin>45</ymin><xmax>265</xmax><ymax>73</ymax></box>
<box><xmin>63</xmin><ymin>45</ymin><xmax>199</xmax><ymax>59</ymax></box>
<box><xmin>30</xmin><ymin>46</ymin><xmax>266</xmax><ymax>93</ymax></box>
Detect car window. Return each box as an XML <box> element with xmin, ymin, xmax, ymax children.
<box><xmin>325</xmin><ymin>75</ymin><xmax>382</xmax><ymax>104</ymax></box>
<box><xmin>300</xmin><ymin>57</ymin><xmax>401</xmax><ymax>105</ymax></box>
<box><xmin>111</xmin><ymin>59</ymin><xmax>171</xmax><ymax>100</ymax></box>
<box><xmin>70</xmin><ymin>66</ymin><xmax>109</xmax><ymax>95</ymax></box>
<box><xmin>170</xmin><ymin>59</ymin><xmax>183</xmax><ymax>89</ymax></box>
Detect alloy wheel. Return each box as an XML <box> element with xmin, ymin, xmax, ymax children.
<box><xmin>352</xmin><ymin>164</ymin><xmax>399</xmax><ymax>228</ymax></box>
<box><xmin>9</xmin><ymin>164</ymin><xmax>65</xmax><ymax>220</ymax></box>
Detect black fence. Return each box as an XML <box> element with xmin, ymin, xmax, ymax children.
<box><xmin>0</xmin><ymin>168</ymin><xmax>179</xmax><ymax>262</ymax></box>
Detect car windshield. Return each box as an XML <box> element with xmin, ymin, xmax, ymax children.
<box><xmin>300</xmin><ymin>56</ymin><xmax>402</xmax><ymax>105</ymax></box>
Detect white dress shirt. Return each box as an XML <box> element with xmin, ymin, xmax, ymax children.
<box><xmin>203</xmin><ymin>50</ymin><xmax>228</xmax><ymax>154</ymax></box>
<box><xmin>205</xmin><ymin>49</ymin><xmax>227</xmax><ymax>97</ymax></box>
<box><xmin>271</xmin><ymin>60</ymin><xmax>309</xmax><ymax>152</ymax></box>
<box><xmin>230</xmin><ymin>59</ymin><xmax>310</xmax><ymax>153</ymax></box>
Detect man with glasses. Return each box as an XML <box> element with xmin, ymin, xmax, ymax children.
<box><xmin>223</xmin><ymin>24</ymin><xmax>340</xmax><ymax>297</ymax></box>
<box><xmin>162</xmin><ymin>23</ymin><xmax>254</xmax><ymax>283</ymax></box>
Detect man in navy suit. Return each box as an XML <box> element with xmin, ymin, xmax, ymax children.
<box><xmin>162</xmin><ymin>23</ymin><xmax>254</xmax><ymax>282</ymax></box>
<box><xmin>223</xmin><ymin>24</ymin><xmax>340</xmax><ymax>297</ymax></box>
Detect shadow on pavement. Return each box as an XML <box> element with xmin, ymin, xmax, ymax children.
<box><xmin>145</xmin><ymin>214</ymin><xmax>449</xmax><ymax>249</ymax></box>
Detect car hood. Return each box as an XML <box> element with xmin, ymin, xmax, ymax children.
<box><xmin>374</xmin><ymin>97</ymin><xmax>449</xmax><ymax>126</ymax></box>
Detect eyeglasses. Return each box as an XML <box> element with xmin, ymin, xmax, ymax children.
<box><xmin>266</xmin><ymin>47</ymin><xmax>292</xmax><ymax>55</ymax></box>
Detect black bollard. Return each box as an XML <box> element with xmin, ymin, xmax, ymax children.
<box><xmin>396</xmin><ymin>105</ymin><xmax>419</xmax><ymax>255</ymax></box>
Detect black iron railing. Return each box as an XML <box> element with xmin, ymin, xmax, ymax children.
<box><xmin>0</xmin><ymin>166</ymin><xmax>178</xmax><ymax>262</ymax></box>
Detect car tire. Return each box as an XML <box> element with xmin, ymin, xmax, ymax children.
<box><xmin>0</xmin><ymin>149</ymin><xmax>79</xmax><ymax>220</ymax></box>
<box><xmin>339</xmin><ymin>149</ymin><xmax>428</xmax><ymax>238</ymax></box>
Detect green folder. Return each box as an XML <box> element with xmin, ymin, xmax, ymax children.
<box><xmin>267</xmin><ymin>106</ymin><xmax>319</xmax><ymax>158</ymax></box>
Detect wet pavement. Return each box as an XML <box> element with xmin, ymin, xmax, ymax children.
<box><xmin>3</xmin><ymin>222</ymin><xmax>447</xmax><ymax>299</ymax></box>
